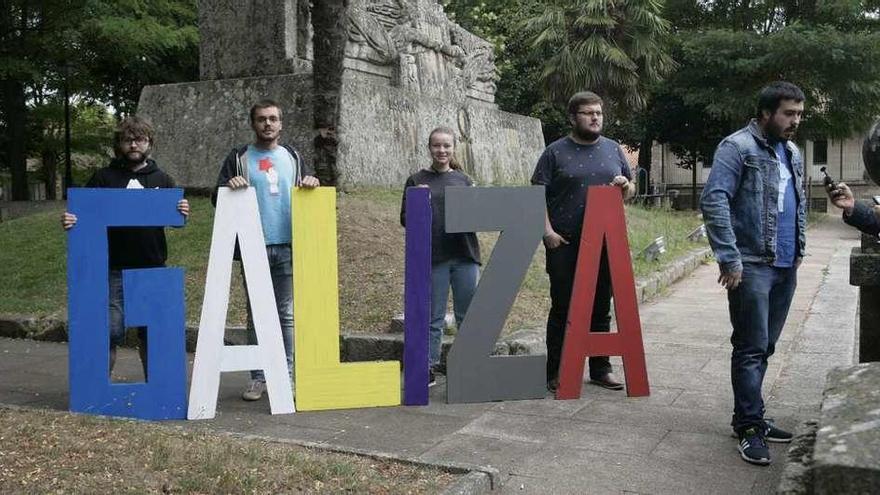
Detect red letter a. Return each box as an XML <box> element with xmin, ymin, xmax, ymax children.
<box><xmin>556</xmin><ymin>186</ymin><xmax>649</xmax><ymax>399</ymax></box>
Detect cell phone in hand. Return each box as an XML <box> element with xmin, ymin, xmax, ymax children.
<box><xmin>820</xmin><ymin>166</ymin><xmax>837</xmax><ymax>189</ymax></box>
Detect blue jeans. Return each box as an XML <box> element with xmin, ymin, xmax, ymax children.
<box><xmin>431</xmin><ymin>259</ymin><xmax>479</xmax><ymax>367</ymax></box>
<box><xmin>108</xmin><ymin>270</ymin><xmax>148</xmax><ymax>375</ymax></box>
<box><xmin>728</xmin><ymin>262</ymin><xmax>797</xmax><ymax>432</ymax></box>
<box><xmin>244</xmin><ymin>244</ymin><xmax>294</xmax><ymax>382</ymax></box>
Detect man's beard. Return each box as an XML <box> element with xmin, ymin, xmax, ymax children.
<box><xmin>124</xmin><ymin>150</ymin><xmax>148</xmax><ymax>165</ymax></box>
<box><xmin>767</xmin><ymin>121</ymin><xmax>796</xmax><ymax>142</ymax></box>
<box><xmin>572</xmin><ymin>126</ymin><xmax>601</xmax><ymax>142</ymax></box>
<box><xmin>257</xmin><ymin>128</ymin><xmax>279</xmax><ymax>143</ymax></box>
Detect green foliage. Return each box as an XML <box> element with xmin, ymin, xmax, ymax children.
<box><xmin>76</xmin><ymin>0</ymin><xmax>199</xmax><ymax>115</ymax></box>
<box><xmin>0</xmin><ymin>0</ymin><xmax>198</xmax><ymax>198</ymax></box>
<box><xmin>648</xmin><ymin>25</ymin><xmax>880</xmax><ymax>170</ymax></box>
<box><xmin>522</xmin><ymin>0</ymin><xmax>676</xmax><ymax>112</ymax></box>
<box><xmin>29</xmin><ymin>100</ymin><xmax>115</xmax><ymax>158</ymax></box>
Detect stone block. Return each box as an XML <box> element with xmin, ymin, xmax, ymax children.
<box><xmin>505</xmin><ymin>329</ymin><xmax>545</xmax><ymax>356</ymax></box>
<box><xmin>778</xmin><ymin>420</ymin><xmax>817</xmax><ymax>495</ymax></box>
<box><xmin>340</xmin><ymin>334</ymin><xmax>404</xmax><ymax>362</ymax></box>
<box><xmin>812</xmin><ymin>363</ymin><xmax>880</xmax><ymax>494</ymax></box>
<box><xmin>850</xmin><ymin>247</ymin><xmax>880</xmax><ymax>286</ymax></box>
<box><xmin>0</xmin><ymin>316</ymin><xmax>67</xmax><ymax>342</ymax></box>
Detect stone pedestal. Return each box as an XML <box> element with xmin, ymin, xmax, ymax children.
<box><xmin>850</xmin><ymin>233</ymin><xmax>880</xmax><ymax>362</ymax></box>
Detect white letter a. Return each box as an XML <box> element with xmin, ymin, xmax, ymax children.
<box><xmin>188</xmin><ymin>188</ymin><xmax>295</xmax><ymax>419</ymax></box>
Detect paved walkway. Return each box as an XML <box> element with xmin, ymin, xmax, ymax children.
<box><xmin>0</xmin><ymin>218</ymin><xmax>862</xmax><ymax>494</ymax></box>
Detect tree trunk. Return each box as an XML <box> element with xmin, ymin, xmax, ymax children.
<box><xmin>3</xmin><ymin>79</ymin><xmax>29</xmax><ymax>201</ymax></box>
<box><xmin>691</xmin><ymin>153</ymin><xmax>698</xmax><ymax>210</ymax></box>
<box><xmin>42</xmin><ymin>149</ymin><xmax>58</xmax><ymax>200</ymax></box>
<box><xmin>638</xmin><ymin>134</ymin><xmax>652</xmax><ymax>195</ymax></box>
<box><xmin>311</xmin><ymin>0</ymin><xmax>349</xmax><ymax>187</ymax></box>
<box><xmin>1</xmin><ymin>1</ymin><xmax>29</xmax><ymax>201</ymax></box>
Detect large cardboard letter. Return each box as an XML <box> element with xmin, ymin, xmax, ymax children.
<box><xmin>293</xmin><ymin>188</ymin><xmax>400</xmax><ymax>411</ymax></box>
<box><xmin>557</xmin><ymin>186</ymin><xmax>649</xmax><ymax>399</ymax></box>
<box><xmin>445</xmin><ymin>186</ymin><xmax>547</xmax><ymax>403</ymax></box>
<box><xmin>67</xmin><ymin>188</ymin><xmax>186</xmax><ymax>420</ymax></box>
<box><xmin>188</xmin><ymin>188</ymin><xmax>294</xmax><ymax>419</ymax></box>
<box><xmin>403</xmin><ymin>187</ymin><xmax>431</xmax><ymax>405</ymax></box>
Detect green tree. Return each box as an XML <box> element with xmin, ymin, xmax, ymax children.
<box><xmin>77</xmin><ymin>0</ymin><xmax>198</xmax><ymax>116</ymax></box>
<box><xmin>645</xmin><ymin>26</ymin><xmax>880</xmax><ymax>208</ymax></box>
<box><xmin>1</xmin><ymin>0</ymin><xmax>82</xmax><ymax>200</ymax></box>
<box><xmin>522</xmin><ymin>0</ymin><xmax>676</xmax><ymax>112</ymax></box>
<box><xmin>0</xmin><ymin>0</ymin><xmax>198</xmax><ymax>201</ymax></box>
<box><xmin>28</xmin><ymin>100</ymin><xmax>115</xmax><ymax>199</ymax></box>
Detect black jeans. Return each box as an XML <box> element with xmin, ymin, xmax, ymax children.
<box><xmin>545</xmin><ymin>240</ymin><xmax>613</xmax><ymax>383</ymax></box>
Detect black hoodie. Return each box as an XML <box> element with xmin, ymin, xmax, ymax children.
<box><xmin>85</xmin><ymin>158</ymin><xmax>176</xmax><ymax>269</ymax></box>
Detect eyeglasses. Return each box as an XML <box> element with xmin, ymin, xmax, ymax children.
<box><xmin>122</xmin><ymin>137</ymin><xmax>150</xmax><ymax>146</ymax></box>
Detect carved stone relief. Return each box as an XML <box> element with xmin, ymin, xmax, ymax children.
<box><xmin>343</xmin><ymin>0</ymin><xmax>497</xmax><ymax>102</ymax></box>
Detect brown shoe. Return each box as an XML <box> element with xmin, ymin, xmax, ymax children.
<box><xmin>589</xmin><ymin>373</ymin><xmax>624</xmax><ymax>390</ymax></box>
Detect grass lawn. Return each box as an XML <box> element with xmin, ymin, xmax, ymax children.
<box><xmin>0</xmin><ymin>188</ymin><xmax>706</xmax><ymax>334</ymax></box>
<box><xmin>0</xmin><ymin>407</ymin><xmax>454</xmax><ymax>493</ymax></box>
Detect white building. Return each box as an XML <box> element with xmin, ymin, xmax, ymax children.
<box><xmin>649</xmin><ymin>133</ymin><xmax>873</xmax><ymax>210</ymax></box>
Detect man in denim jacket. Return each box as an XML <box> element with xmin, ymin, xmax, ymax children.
<box><xmin>700</xmin><ymin>81</ymin><xmax>806</xmax><ymax>466</ymax></box>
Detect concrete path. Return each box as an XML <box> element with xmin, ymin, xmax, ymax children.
<box><xmin>0</xmin><ymin>218</ymin><xmax>863</xmax><ymax>494</ymax></box>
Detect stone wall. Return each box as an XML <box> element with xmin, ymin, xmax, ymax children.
<box><xmin>199</xmin><ymin>0</ymin><xmax>311</xmax><ymax>80</ymax></box>
<box><xmin>337</xmin><ymin>76</ymin><xmax>543</xmax><ymax>186</ymax></box>
<box><xmin>138</xmin><ymin>74</ymin><xmax>315</xmax><ymax>189</ymax></box>
<box><xmin>138</xmin><ymin>73</ymin><xmax>544</xmax><ymax>189</ymax></box>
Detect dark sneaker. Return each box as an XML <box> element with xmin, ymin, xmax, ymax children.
<box><xmin>764</xmin><ymin>420</ymin><xmax>793</xmax><ymax>443</ymax></box>
<box><xmin>428</xmin><ymin>369</ymin><xmax>437</xmax><ymax>388</ymax></box>
<box><xmin>547</xmin><ymin>378</ymin><xmax>559</xmax><ymax>393</ymax></box>
<box><xmin>738</xmin><ymin>427</ymin><xmax>771</xmax><ymax>465</ymax></box>
<box><xmin>589</xmin><ymin>373</ymin><xmax>624</xmax><ymax>391</ymax></box>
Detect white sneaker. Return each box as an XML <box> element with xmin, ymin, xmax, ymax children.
<box><xmin>241</xmin><ymin>380</ymin><xmax>266</xmax><ymax>401</ymax></box>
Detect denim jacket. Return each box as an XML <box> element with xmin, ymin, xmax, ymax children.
<box><xmin>700</xmin><ymin>120</ymin><xmax>806</xmax><ymax>274</ymax></box>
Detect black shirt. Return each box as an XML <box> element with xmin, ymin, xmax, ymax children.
<box><xmin>85</xmin><ymin>159</ymin><xmax>176</xmax><ymax>270</ymax></box>
<box><xmin>531</xmin><ymin>136</ymin><xmax>632</xmax><ymax>236</ymax></box>
<box><xmin>400</xmin><ymin>168</ymin><xmax>482</xmax><ymax>265</ymax></box>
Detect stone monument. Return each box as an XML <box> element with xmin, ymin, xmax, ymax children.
<box><xmin>138</xmin><ymin>0</ymin><xmax>545</xmax><ymax>188</ymax></box>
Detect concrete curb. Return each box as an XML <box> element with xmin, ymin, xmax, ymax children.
<box><xmin>0</xmin><ymin>246</ymin><xmax>712</xmax><ymax>362</ymax></box>
<box><xmin>441</xmin><ymin>470</ymin><xmax>494</xmax><ymax>494</ymax></box>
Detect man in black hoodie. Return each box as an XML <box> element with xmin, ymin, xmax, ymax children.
<box><xmin>62</xmin><ymin>116</ymin><xmax>190</xmax><ymax>376</ymax></box>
